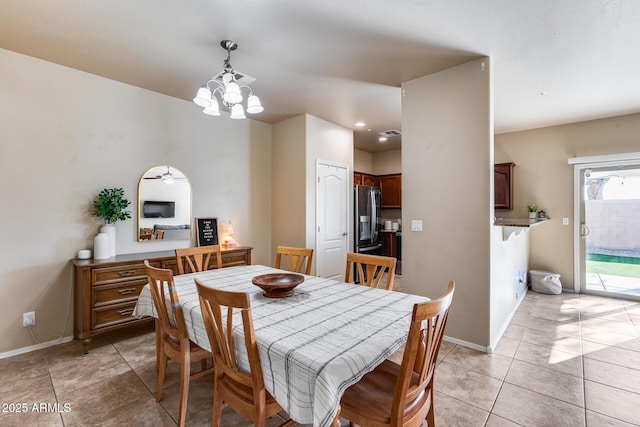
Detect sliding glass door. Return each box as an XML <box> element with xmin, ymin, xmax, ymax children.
<box><xmin>575</xmin><ymin>161</ymin><xmax>640</xmax><ymax>299</ymax></box>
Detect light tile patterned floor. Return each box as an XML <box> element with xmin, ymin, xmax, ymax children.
<box><xmin>1</xmin><ymin>289</ymin><xmax>640</xmax><ymax>426</ymax></box>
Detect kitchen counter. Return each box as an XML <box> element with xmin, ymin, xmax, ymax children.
<box><xmin>494</xmin><ymin>218</ymin><xmax>549</xmax><ymax>240</ymax></box>
<box><xmin>494</xmin><ymin>218</ymin><xmax>549</xmax><ymax>227</ymax></box>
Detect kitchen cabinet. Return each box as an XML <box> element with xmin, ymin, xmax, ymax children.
<box><xmin>380</xmin><ymin>174</ymin><xmax>402</xmax><ymax>208</ymax></box>
<box><xmin>362</xmin><ymin>174</ymin><xmax>380</xmax><ymax>188</ymax></box>
<box><xmin>495</xmin><ymin>162</ymin><xmax>515</xmax><ymax>209</ymax></box>
<box><xmin>381</xmin><ymin>231</ymin><xmax>397</xmax><ymax>258</ymax></box>
<box><xmin>354</xmin><ymin>172</ymin><xmax>380</xmax><ymax>187</ymax></box>
<box><xmin>354</xmin><ymin>172</ymin><xmax>363</xmax><ymax>185</ymax></box>
<box><xmin>72</xmin><ymin>246</ymin><xmax>252</xmax><ymax>354</ymax></box>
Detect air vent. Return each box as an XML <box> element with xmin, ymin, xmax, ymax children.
<box><xmin>378</xmin><ymin>129</ymin><xmax>401</xmax><ymax>137</ymax></box>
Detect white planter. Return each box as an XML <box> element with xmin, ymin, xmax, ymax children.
<box><xmin>100</xmin><ymin>224</ymin><xmax>117</xmax><ymax>257</ymax></box>
<box><xmin>528</xmin><ymin>211</ymin><xmax>537</xmax><ymax>219</ymax></box>
<box><xmin>93</xmin><ymin>232</ymin><xmax>110</xmax><ymax>259</ymax></box>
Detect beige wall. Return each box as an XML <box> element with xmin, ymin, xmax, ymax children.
<box><xmin>271</xmin><ymin>114</ymin><xmax>353</xmax><ymax>275</ymax></box>
<box><xmin>495</xmin><ymin>112</ymin><xmax>640</xmax><ymax>290</ymax></box>
<box><xmin>354</xmin><ymin>149</ymin><xmax>373</xmax><ymax>173</ymax></box>
<box><xmin>305</xmin><ymin>115</ymin><xmax>354</xmax><ymax>257</ymax></box>
<box><xmin>272</xmin><ymin>116</ymin><xmax>307</xmax><ymax>263</ymax></box>
<box><xmin>402</xmin><ymin>58</ymin><xmax>493</xmax><ymax>347</ymax></box>
<box><xmin>0</xmin><ymin>48</ymin><xmax>272</xmax><ymax>354</ymax></box>
<box><xmin>372</xmin><ymin>149</ymin><xmax>402</xmax><ymax>175</ymax></box>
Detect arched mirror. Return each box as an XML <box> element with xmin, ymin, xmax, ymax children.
<box><xmin>137</xmin><ymin>165</ymin><xmax>192</xmax><ymax>241</ymax></box>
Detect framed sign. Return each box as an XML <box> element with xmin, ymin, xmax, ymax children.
<box><xmin>195</xmin><ymin>217</ymin><xmax>218</xmax><ymax>246</ymax></box>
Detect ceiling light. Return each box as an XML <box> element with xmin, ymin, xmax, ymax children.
<box><xmin>193</xmin><ymin>40</ymin><xmax>263</xmax><ymax>119</ymax></box>
<box><xmin>378</xmin><ymin>136</ymin><xmax>388</xmax><ymax>142</ymax></box>
<box><xmin>161</xmin><ymin>167</ymin><xmax>174</xmax><ymax>184</ymax></box>
<box><xmin>355</xmin><ymin>121</ymin><xmax>366</xmax><ymax>127</ymax></box>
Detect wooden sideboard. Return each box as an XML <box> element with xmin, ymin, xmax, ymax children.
<box><xmin>72</xmin><ymin>245</ymin><xmax>252</xmax><ymax>354</ymax></box>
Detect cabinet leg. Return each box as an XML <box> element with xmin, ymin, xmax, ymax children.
<box><xmin>82</xmin><ymin>337</ymin><xmax>91</xmax><ymax>355</ymax></box>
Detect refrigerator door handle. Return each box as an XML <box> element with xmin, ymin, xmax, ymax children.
<box><xmin>370</xmin><ymin>190</ymin><xmax>377</xmax><ymax>241</ymax></box>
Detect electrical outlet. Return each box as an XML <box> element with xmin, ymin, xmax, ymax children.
<box><xmin>411</xmin><ymin>220</ymin><xmax>423</xmax><ymax>231</ymax></box>
<box><xmin>562</xmin><ymin>217</ymin><xmax>569</xmax><ymax>225</ymax></box>
<box><xmin>23</xmin><ymin>311</ymin><xmax>35</xmax><ymax>327</ymax></box>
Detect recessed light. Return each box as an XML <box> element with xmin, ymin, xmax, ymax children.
<box><xmin>378</xmin><ymin>136</ymin><xmax>388</xmax><ymax>142</ymax></box>
<box><xmin>355</xmin><ymin>121</ymin><xmax>366</xmax><ymax>127</ymax></box>
<box><xmin>539</xmin><ymin>91</ymin><xmax>548</xmax><ymax>96</ymax></box>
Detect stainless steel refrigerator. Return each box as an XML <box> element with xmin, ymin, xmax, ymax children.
<box><xmin>354</xmin><ymin>185</ymin><xmax>382</xmax><ymax>254</ymax></box>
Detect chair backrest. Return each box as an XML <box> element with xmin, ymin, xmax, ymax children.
<box><xmin>144</xmin><ymin>260</ymin><xmax>187</xmax><ymax>342</ymax></box>
<box><xmin>175</xmin><ymin>245</ymin><xmax>223</xmax><ymax>275</ymax></box>
<box><xmin>195</xmin><ymin>279</ymin><xmax>266</xmax><ymax>403</ymax></box>
<box><xmin>345</xmin><ymin>252</ymin><xmax>397</xmax><ymax>290</ymax></box>
<box><xmin>391</xmin><ymin>281</ymin><xmax>455</xmax><ymax>425</ymax></box>
<box><xmin>155</xmin><ymin>229</ymin><xmax>165</xmax><ymax>239</ymax></box>
<box><xmin>275</xmin><ymin>246</ymin><xmax>314</xmax><ymax>275</ymax></box>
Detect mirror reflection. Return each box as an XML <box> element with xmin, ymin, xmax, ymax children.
<box><xmin>137</xmin><ymin>165</ymin><xmax>192</xmax><ymax>241</ymax></box>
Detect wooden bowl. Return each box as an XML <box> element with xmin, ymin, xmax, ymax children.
<box><xmin>252</xmin><ymin>273</ymin><xmax>304</xmax><ymax>298</ymax></box>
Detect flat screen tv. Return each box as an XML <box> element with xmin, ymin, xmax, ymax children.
<box><xmin>143</xmin><ymin>201</ymin><xmax>175</xmax><ymax>218</ymax></box>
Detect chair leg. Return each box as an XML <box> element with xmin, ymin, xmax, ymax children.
<box><xmin>155</xmin><ymin>319</ymin><xmax>161</xmax><ymax>372</ymax></box>
<box><xmin>211</xmin><ymin>377</ymin><xmax>223</xmax><ymax>427</ymax></box>
<box><xmin>426</xmin><ymin>389</ymin><xmax>435</xmax><ymax>426</ymax></box>
<box><xmin>156</xmin><ymin>350</ymin><xmax>167</xmax><ymax>402</ymax></box>
<box><xmin>177</xmin><ymin>351</ymin><xmax>191</xmax><ymax>427</ymax></box>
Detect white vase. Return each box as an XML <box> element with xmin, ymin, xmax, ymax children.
<box><xmin>94</xmin><ymin>232</ymin><xmax>110</xmax><ymax>259</ymax></box>
<box><xmin>101</xmin><ymin>224</ymin><xmax>117</xmax><ymax>257</ymax></box>
<box><xmin>528</xmin><ymin>211</ymin><xmax>537</xmax><ymax>219</ymax></box>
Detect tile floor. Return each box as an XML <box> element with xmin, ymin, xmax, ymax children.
<box><xmin>2</xmin><ymin>290</ymin><xmax>640</xmax><ymax>426</ymax></box>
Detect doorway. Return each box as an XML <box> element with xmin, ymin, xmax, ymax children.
<box><xmin>574</xmin><ymin>159</ymin><xmax>640</xmax><ymax>299</ymax></box>
<box><xmin>315</xmin><ymin>160</ymin><xmax>350</xmax><ymax>280</ymax></box>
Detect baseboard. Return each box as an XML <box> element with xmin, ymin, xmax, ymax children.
<box><xmin>443</xmin><ymin>335</ymin><xmax>489</xmax><ymax>353</ymax></box>
<box><xmin>0</xmin><ymin>335</ymin><xmax>74</xmax><ymax>360</ymax></box>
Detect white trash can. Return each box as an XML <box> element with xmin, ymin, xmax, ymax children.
<box><xmin>529</xmin><ymin>270</ymin><xmax>562</xmax><ymax>295</ymax></box>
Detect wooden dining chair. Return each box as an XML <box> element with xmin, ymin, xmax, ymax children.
<box><xmin>175</xmin><ymin>245</ymin><xmax>223</xmax><ymax>275</ymax></box>
<box><xmin>144</xmin><ymin>261</ymin><xmax>213</xmax><ymax>427</ymax></box>
<box><xmin>195</xmin><ymin>280</ymin><xmax>295</xmax><ymax>427</ymax></box>
<box><xmin>339</xmin><ymin>281</ymin><xmax>455</xmax><ymax>427</ymax></box>
<box><xmin>154</xmin><ymin>229</ymin><xmax>165</xmax><ymax>239</ymax></box>
<box><xmin>345</xmin><ymin>252</ymin><xmax>397</xmax><ymax>290</ymax></box>
<box><xmin>275</xmin><ymin>245</ymin><xmax>314</xmax><ymax>275</ymax></box>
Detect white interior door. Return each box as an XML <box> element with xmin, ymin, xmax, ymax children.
<box><xmin>316</xmin><ymin>161</ymin><xmax>349</xmax><ymax>279</ymax></box>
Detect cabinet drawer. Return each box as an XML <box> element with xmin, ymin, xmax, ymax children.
<box><xmin>91</xmin><ymin>301</ymin><xmax>140</xmax><ymax>330</ymax></box>
<box><xmin>92</xmin><ymin>263</ymin><xmax>149</xmax><ymax>285</ymax></box>
<box><xmin>92</xmin><ymin>279</ymin><xmax>148</xmax><ymax>307</ymax></box>
<box><xmin>222</xmin><ymin>252</ymin><xmax>249</xmax><ymax>267</ymax></box>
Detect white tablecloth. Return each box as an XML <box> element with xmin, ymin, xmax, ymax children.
<box><xmin>133</xmin><ymin>265</ymin><xmax>427</xmax><ymax>427</ymax></box>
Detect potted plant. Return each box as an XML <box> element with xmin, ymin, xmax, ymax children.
<box><xmin>92</xmin><ymin>188</ymin><xmax>132</xmax><ymax>224</ymax></box>
<box><xmin>527</xmin><ymin>203</ymin><xmax>538</xmax><ymax>219</ymax></box>
<box><xmin>92</xmin><ymin>188</ymin><xmax>131</xmax><ymax>258</ymax></box>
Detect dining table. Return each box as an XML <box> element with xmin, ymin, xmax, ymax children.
<box><xmin>133</xmin><ymin>264</ymin><xmax>428</xmax><ymax>427</ymax></box>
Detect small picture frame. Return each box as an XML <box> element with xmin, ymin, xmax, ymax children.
<box><xmin>195</xmin><ymin>217</ymin><xmax>218</xmax><ymax>246</ymax></box>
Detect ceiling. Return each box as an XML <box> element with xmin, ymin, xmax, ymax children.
<box><xmin>2</xmin><ymin>1</ymin><xmax>640</xmax><ymax>153</ymax></box>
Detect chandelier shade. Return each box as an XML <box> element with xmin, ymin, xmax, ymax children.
<box><xmin>193</xmin><ymin>40</ymin><xmax>262</xmax><ymax>119</ymax></box>
<box><xmin>193</xmin><ymin>86</ymin><xmax>212</xmax><ymax>107</ymax></box>
<box><xmin>230</xmin><ymin>103</ymin><xmax>246</xmax><ymax>120</ymax></box>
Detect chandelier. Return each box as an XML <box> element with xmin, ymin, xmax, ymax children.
<box><xmin>193</xmin><ymin>40</ymin><xmax>263</xmax><ymax>119</ymax></box>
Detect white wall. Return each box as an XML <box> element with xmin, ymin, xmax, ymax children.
<box><xmin>402</xmin><ymin>58</ymin><xmax>494</xmax><ymax>348</ymax></box>
<box><xmin>490</xmin><ymin>227</ymin><xmax>529</xmax><ymax>349</ymax></box>
<box><xmin>0</xmin><ymin>48</ymin><xmax>272</xmax><ymax>354</ymax></box>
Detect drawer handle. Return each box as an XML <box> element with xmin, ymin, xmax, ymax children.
<box><xmin>117</xmin><ymin>288</ymin><xmax>137</xmax><ymax>295</ymax></box>
<box><xmin>118</xmin><ymin>308</ymin><xmax>134</xmax><ymax>316</ymax></box>
<box><xmin>117</xmin><ymin>270</ymin><xmax>136</xmax><ymax>277</ymax></box>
